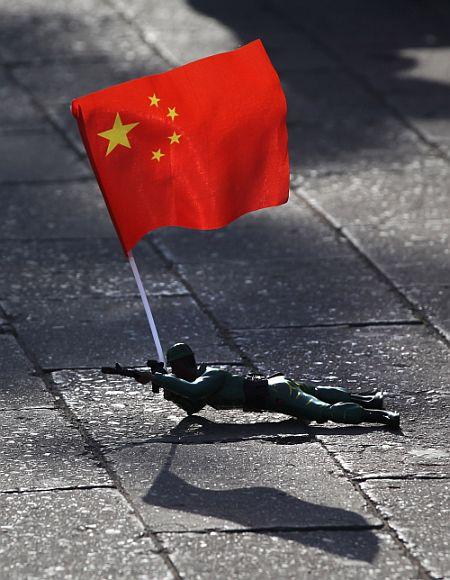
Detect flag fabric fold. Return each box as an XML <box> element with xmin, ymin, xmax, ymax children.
<box><xmin>72</xmin><ymin>39</ymin><xmax>289</xmax><ymax>253</ymax></box>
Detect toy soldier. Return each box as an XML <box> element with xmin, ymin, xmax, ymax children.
<box><xmin>103</xmin><ymin>343</ymin><xmax>400</xmax><ymax>428</ymax></box>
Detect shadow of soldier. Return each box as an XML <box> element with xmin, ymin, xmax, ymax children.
<box><xmin>112</xmin><ymin>415</ymin><xmax>390</xmax><ymax>450</ymax></box>
<box><xmin>142</xmin><ymin>417</ymin><xmax>380</xmax><ymax>562</ymax></box>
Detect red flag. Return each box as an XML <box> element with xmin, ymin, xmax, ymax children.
<box><xmin>71</xmin><ymin>40</ymin><xmax>289</xmax><ymax>253</ymax></box>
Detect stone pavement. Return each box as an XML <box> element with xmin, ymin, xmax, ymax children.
<box><xmin>0</xmin><ymin>0</ymin><xmax>449</xmax><ymax>578</ymax></box>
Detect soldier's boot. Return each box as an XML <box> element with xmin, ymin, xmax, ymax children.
<box><xmin>362</xmin><ymin>409</ymin><xmax>400</xmax><ymax>429</ymax></box>
<box><xmin>350</xmin><ymin>391</ymin><xmax>384</xmax><ymax>409</ymax></box>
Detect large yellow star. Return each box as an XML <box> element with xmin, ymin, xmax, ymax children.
<box><xmin>168</xmin><ymin>131</ymin><xmax>181</xmax><ymax>144</ymax></box>
<box><xmin>151</xmin><ymin>148</ymin><xmax>165</xmax><ymax>162</ymax></box>
<box><xmin>148</xmin><ymin>93</ymin><xmax>160</xmax><ymax>107</ymax></box>
<box><xmin>98</xmin><ymin>113</ymin><xmax>139</xmax><ymax>156</ymax></box>
<box><xmin>167</xmin><ymin>107</ymin><xmax>179</xmax><ymax>121</ymax></box>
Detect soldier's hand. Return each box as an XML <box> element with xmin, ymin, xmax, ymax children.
<box><xmin>135</xmin><ymin>371</ymin><xmax>153</xmax><ymax>385</ymax></box>
<box><xmin>147</xmin><ymin>359</ymin><xmax>167</xmax><ymax>374</ymax></box>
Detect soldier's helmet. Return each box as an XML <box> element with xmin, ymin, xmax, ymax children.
<box><xmin>166</xmin><ymin>342</ymin><xmax>195</xmax><ymax>363</ymax></box>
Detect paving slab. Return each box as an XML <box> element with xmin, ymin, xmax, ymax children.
<box><xmin>345</xmin><ymin>219</ymin><xmax>450</xmax><ymax>287</ymax></box>
<box><xmin>283</xmin><ymin>67</ymin><xmax>403</xmax><ymax>128</ymax></box>
<box><xmin>0</xmin><ymin>180</ymin><xmax>115</xmax><ymax>239</ymax></box>
<box><xmin>0</xmin><ymin>131</ymin><xmax>89</xmax><ymax>182</ymax></box>
<box><xmin>141</xmin><ymin>25</ymin><xmax>242</xmax><ymax>65</ymax></box>
<box><xmin>0</xmin><ymin>239</ymin><xmax>187</xmax><ymax>301</ymax></box>
<box><xmin>110</xmin><ymin>0</ymin><xmax>283</xmax><ymax>34</ymax></box>
<box><xmin>267</xmin><ymin>0</ymin><xmax>450</xmax><ymax>50</ymax></box>
<box><xmin>0</xmin><ymin>376</ymin><xmax>53</xmax><ymax>410</ymax></box>
<box><xmin>405</xmin><ymin>285</ymin><xmax>450</xmax><ymax>341</ymax></box>
<box><xmin>0</xmin><ymin>408</ymin><xmax>109</xmax><ymax>491</ymax></box>
<box><xmin>160</xmin><ymin>528</ymin><xmax>419</xmax><ymax>580</ymax></box>
<box><xmin>10</xmin><ymin>58</ymin><xmax>166</xmax><ymax>151</ymax></box>
<box><xmin>289</xmin><ymin>121</ymin><xmax>429</xmax><ymax>177</ymax></box>
<box><xmin>234</xmin><ymin>324</ymin><xmax>449</xmax><ymax>392</ymax></box>
<box><xmin>12</xmin><ymin>59</ymin><xmax>162</xmax><ymax>108</ymax></box>
<box><xmin>0</xmin><ymin>488</ymin><xmax>171</xmax><ymax>580</ymax></box>
<box><xmin>0</xmin><ymin>0</ymin><xmax>122</xmax><ymax>14</ymax></box>
<box><xmin>154</xmin><ymin>199</ymin><xmax>355</xmax><ymax>264</ymax></box>
<box><xmin>347</xmin><ymin>46</ymin><xmax>450</xmax><ymax>156</ymax></box>
<box><xmin>321</xmin><ymin>427</ymin><xmax>450</xmax><ymax>480</ymax></box>
<box><xmin>297</xmin><ymin>157</ymin><xmax>450</xmax><ymax>227</ymax></box>
<box><xmin>0</xmin><ymin>3</ymin><xmax>153</xmax><ymax>63</ymax></box>
<box><xmin>269</xmin><ymin>2</ymin><xmax>450</xmax><ymax>162</ymax></box>
<box><xmin>284</xmin><ymin>61</ymin><xmax>429</xmax><ymax>175</ymax></box>
<box><xmin>252</xmin><ymin>32</ymin><xmax>335</xmax><ymax>75</ymax></box>
<box><xmin>362</xmin><ymin>479</ymin><xmax>450</xmax><ymax>579</ymax></box>
<box><xmin>5</xmin><ymin>294</ymin><xmax>238</xmax><ymax>369</ymax></box>
<box><xmin>52</xmin><ymin>369</ymin><xmax>307</xmax><ymax>447</ymax></box>
<box><xmin>179</xmin><ymin>256</ymin><xmax>415</xmax><ymax>329</ymax></box>
<box><xmin>106</xmin><ymin>440</ymin><xmax>380</xmax><ymax>532</ymax></box>
<box><xmin>0</xmin><ymin>70</ymin><xmax>47</xmax><ymax>130</ymax></box>
<box><xmin>234</xmin><ymin>324</ymin><xmax>450</xmax><ymax>477</ymax></box>
<box><xmin>128</xmin><ymin>26</ymin><xmax>331</xmax><ymax>76</ymax></box>
<box><xmin>0</xmin><ymin>334</ymin><xmax>34</xmax><ymax>376</ymax></box>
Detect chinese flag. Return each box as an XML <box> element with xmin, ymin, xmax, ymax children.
<box><xmin>72</xmin><ymin>40</ymin><xmax>289</xmax><ymax>253</ymax></box>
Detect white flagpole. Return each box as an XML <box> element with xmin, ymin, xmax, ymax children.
<box><xmin>127</xmin><ymin>250</ymin><xmax>165</xmax><ymax>364</ymax></box>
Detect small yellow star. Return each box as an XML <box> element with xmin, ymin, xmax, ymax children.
<box><xmin>97</xmin><ymin>113</ymin><xmax>139</xmax><ymax>156</ymax></box>
<box><xmin>148</xmin><ymin>93</ymin><xmax>160</xmax><ymax>107</ymax></box>
<box><xmin>168</xmin><ymin>131</ymin><xmax>181</xmax><ymax>144</ymax></box>
<box><xmin>167</xmin><ymin>107</ymin><xmax>179</xmax><ymax>121</ymax></box>
<box><xmin>151</xmin><ymin>149</ymin><xmax>165</xmax><ymax>162</ymax></box>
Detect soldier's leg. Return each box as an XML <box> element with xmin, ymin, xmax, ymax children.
<box><xmin>266</xmin><ymin>381</ymin><xmax>364</xmax><ymax>424</ymax></box>
<box><xmin>266</xmin><ymin>381</ymin><xmax>399</xmax><ymax>427</ymax></box>
<box><xmin>296</xmin><ymin>381</ymin><xmax>384</xmax><ymax>409</ymax></box>
<box><xmin>294</xmin><ymin>381</ymin><xmax>352</xmax><ymax>405</ymax></box>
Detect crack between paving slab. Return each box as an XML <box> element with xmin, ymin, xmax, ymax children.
<box><xmin>264</xmin><ymin>1</ymin><xmax>450</xmax><ymax>164</ymax></box>
<box><xmin>139</xmin><ymin>177</ymin><xmax>436</xmax><ymax>577</ymax></box>
<box><xmin>145</xmin><ymin>215</ymin><xmax>438</xmax><ymax>578</ymax></box>
<box><xmin>0</xmin><ymin>406</ymin><xmax>54</xmax><ymax>412</ymax></box>
<box><xmin>100</xmin><ymin>434</ymin><xmax>314</xmax><ymax>452</ymax></box>
<box><xmin>290</xmin><ymin>187</ymin><xmax>450</xmax><ymax>352</ymax></box>
<box><xmin>353</xmin><ymin>474</ymin><xmax>450</xmax><ymax>482</ymax></box>
<box><xmin>141</xmin><ymin>226</ymin><xmax>438</xmax><ymax>577</ymax></box>
<box><xmin>342</xmin><ymin>226</ymin><xmax>450</xmax><ymax>348</ymax></box>
<box><xmin>314</xmin><ymin>438</ymin><xmax>436</xmax><ymax>579</ymax></box>
<box><xmin>263</xmin><ymin>3</ymin><xmax>450</xmax><ymax>350</ymax></box>
<box><xmin>0</xmin><ymin>176</ymin><xmax>95</xmax><ymax>187</ymax></box>
<box><xmin>102</xmin><ymin>0</ymin><xmax>179</xmax><ymax>69</ymax></box>
<box><xmin>230</xmin><ymin>320</ymin><xmax>423</xmax><ymax>331</ymax></box>
<box><xmin>153</xmin><ymin>523</ymin><xmax>383</xmax><ymax>535</ymax></box>
<box><xmin>146</xmin><ymin>236</ymin><xmax>258</xmax><ymax>373</ymax></box>
<box><xmin>262</xmin><ymin>6</ymin><xmax>450</xmax><ymax>354</ymax></box>
<box><xmin>292</xmin><ymin>190</ymin><xmax>450</xmax><ymax>352</ymax></box>
<box><xmin>3</xmin><ymin>3</ymin><xmax>443</xmax><ymax>576</ymax></box>
<box><xmin>0</xmin><ymin>302</ymin><xmax>181</xmax><ymax>580</ymax></box>
<box><xmin>0</xmin><ymin>483</ymin><xmax>115</xmax><ymax>496</ymax></box>
<box><xmin>0</xmin><ymin>176</ymin><xmax>93</xmax><ymax>187</ymax></box>
<box><xmin>4</xmin><ymin>55</ymin><xmax>118</xmax><ymax>68</ymax></box>
<box><xmin>1</xmin><ymin>65</ymin><xmax>88</xmax><ymax>159</ymax></box>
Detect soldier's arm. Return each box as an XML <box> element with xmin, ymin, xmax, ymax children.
<box><xmin>151</xmin><ymin>370</ymin><xmax>224</xmax><ymax>399</ymax></box>
<box><xmin>164</xmin><ymin>391</ymin><xmax>206</xmax><ymax>415</ymax></box>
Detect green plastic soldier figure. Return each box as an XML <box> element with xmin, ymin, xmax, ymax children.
<box><xmin>103</xmin><ymin>343</ymin><xmax>400</xmax><ymax>428</ymax></box>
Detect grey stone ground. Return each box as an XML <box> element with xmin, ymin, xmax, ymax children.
<box><xmin>0</xmin><ymin>0</ymin><xmax>449</xmax><ymax>578</ymax></box>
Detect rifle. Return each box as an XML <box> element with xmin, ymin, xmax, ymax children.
<box><xmin>101</xmin><ymin>363</ymin><xmax>160</xmax><ymax>393</ymax></box>
<box><xmin>102</xmin><ymin>362</ymin><xmax>205</xmax><ymax>416</ymax></box>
